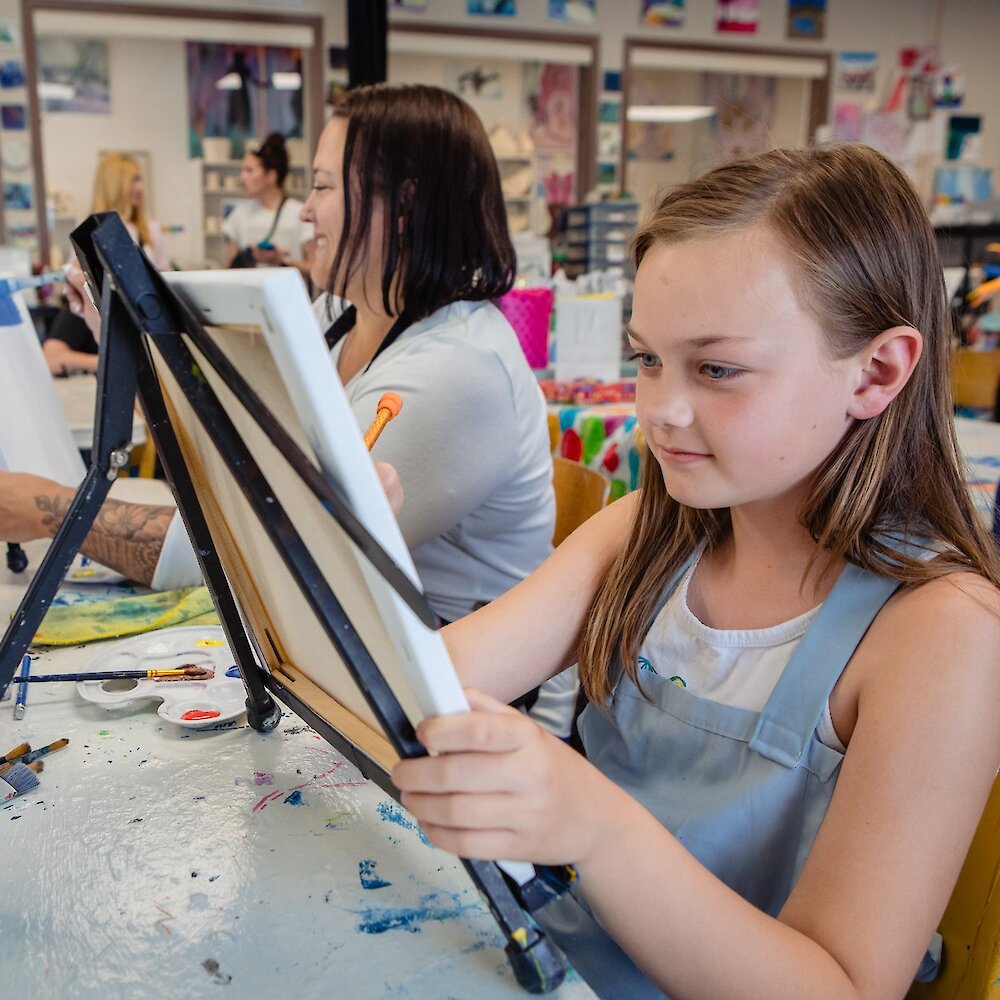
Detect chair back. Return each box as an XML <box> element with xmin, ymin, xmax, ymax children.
<box><xmin>908</xmin><ymin>773</ymin><xmax>1000</xmax><ymax>999</ymax></box>
<box><xmin>552</xmin><ymin>456</ymin><xmax>608</xmax><ymax>547</ymax></box>
<box><xmin>952</xmin><ymin>348</ymin><xmax>1000</xmax><ymax>412</ymax></box>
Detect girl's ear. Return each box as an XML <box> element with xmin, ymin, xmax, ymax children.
<box><xmin>847</xmin><ymin>326</ymin><xmax>923</xmax><ymax>420</ymax></box>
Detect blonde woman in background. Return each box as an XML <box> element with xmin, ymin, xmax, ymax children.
<box><xmin>90</xmin><ymin>152</ymin><xmax>168</xmax><ymax>269</ymax></box>
<box><xmin>43</xmin><ymin>152</ymin><xmax>167</xmax><ymax>375</ymax></box>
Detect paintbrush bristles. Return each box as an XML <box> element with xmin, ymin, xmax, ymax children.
<box><xmin>0</xmin><ymin>761</ymin><xmax>39</xmax><ymax>799</ymax></box>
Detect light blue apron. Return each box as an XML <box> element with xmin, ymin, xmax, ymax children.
<box><xmin>536</xmin><ymin>557</ymin><xmax>915</xmax><ymax>999</ymax></box>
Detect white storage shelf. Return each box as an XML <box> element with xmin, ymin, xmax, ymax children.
<box><xmin>496</xmin><ymin>154</ymin><xmax>537</xmax><ymax>234</ymax></box>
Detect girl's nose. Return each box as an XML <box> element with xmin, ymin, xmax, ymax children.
<box><xmin>644</xmin><ymin>380</ymin><xmax>694</xmax><ymax>428</ymax></box>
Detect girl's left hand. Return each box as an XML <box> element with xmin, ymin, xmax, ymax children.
<box><xmin>392</xmin><ymin>688</ymin><xmax>618</xmax><ymax>866</ymax></box>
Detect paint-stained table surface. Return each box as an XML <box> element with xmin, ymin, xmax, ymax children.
<box><xmin>0</xmin><ymin>525</ymin><xmax>597</xmax><ymax>999</ymax></box>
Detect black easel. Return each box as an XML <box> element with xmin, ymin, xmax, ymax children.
<box><xmin>0</xmin><ymin>212</ymin><xmax>568</xmax><ymax>994</ymax></box>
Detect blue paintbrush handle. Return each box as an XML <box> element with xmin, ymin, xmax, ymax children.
<box><xmin>0</xmin><ymin>271</ymin><xmax>64</xmax><ymax>295</ymax></box>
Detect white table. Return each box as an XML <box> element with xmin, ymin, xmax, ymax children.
<box><xmin>0</xmin><ymin>529</ymin><xmax>595</xmax><ymax>1000</ymax></box>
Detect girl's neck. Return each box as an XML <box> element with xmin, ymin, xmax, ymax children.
<box><xmin>259</xmin><ymin>187</ymin><xmax>283</xmax><ymax>210</ymax></box>
<box><xmin>690</xmin><ymin>496</ymin><xmax>845</xmax><ymax>629</ymax></box>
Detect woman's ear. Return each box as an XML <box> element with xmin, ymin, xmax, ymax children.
<box><xmin>847</xmin><ymin>326</ymin><xmax>923</xmax><ymax>420</ymax></box>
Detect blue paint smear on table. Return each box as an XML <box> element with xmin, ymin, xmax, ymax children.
<box><xmin>356</xmin><ymin>891</ymin><xmax>476</xmax><ymax>934</ymax></box>
<box><xmin>376</xmin><ymin>800</ymin><xmax>430</xmax><ymax>845</ymax></box>
<box><xmin>358</xmin><ymin>859</ymin><xmax>392</xmax><ymax>890</ymax></box>
<box><xmin>284</xmin><ymin>789</ymin><xmax>306</xmax><ymax>806</ymax></box>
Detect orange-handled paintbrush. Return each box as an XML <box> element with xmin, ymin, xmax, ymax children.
<box><xmin>363</xmin><ymin>392</ymin><xmax>402</xmax><ymax>451</ymax></box>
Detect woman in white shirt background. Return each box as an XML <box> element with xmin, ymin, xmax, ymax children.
<box><xmin>222</xmin><ymin>132</ymin><xmax>313</xmax><ymax>277</ymax></box>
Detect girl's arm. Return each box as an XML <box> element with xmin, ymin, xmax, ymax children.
<box><xmin>444</xmin><ymin>490</ymin><xmax>636</xmax><ymax>705</ymax></box>
<box><xmin>397</xmin><ymin>572</ymin><xmax>1000</xmax><ymax>1000</ymax></box>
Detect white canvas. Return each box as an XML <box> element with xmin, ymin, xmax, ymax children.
<box><xmin>159</xmin><ymin>269</ymin><xmax>469</xmax><ymax>743</ymax></box>
<box><xmin>0</xmin><ymin>287</ymin><xmax>86</xmax><ymax>484</ymax></box>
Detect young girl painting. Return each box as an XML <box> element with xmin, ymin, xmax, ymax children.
<box><xmin>393</xmin><ymin>143</ymin><xmax>1000</xmax><ymax>999</ymax></box>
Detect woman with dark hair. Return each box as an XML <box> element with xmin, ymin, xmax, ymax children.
<box><xmin>1</xmin><ymin>84</ymin><xmax>555</xmax><ymax>635</ymax></box>
<box><xmin>300</xmin><ymin>83</ymin><xmax>554</xmax><ymax>623</ymax></box>
<box><xmin>223</xmin><ymin>131</ymin><xmax>313</xmax><ymax>274</ymax></box>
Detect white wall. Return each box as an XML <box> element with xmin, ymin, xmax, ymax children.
<box><xmin>40</xmin><ymin>36</ymin><xmax>199</xmax><ymax>264</ymax></box>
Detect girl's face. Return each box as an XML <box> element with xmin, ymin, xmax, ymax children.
<box><xmin>301</xmin><ymin>117</ymin><xmax>386</xmax><ymax>307</ymax></box>
<box><xmin>629</xmin><ymin>227</ymin><xmax>859</xmax><ymax>517</ymax></box>
<box><xmin>128</xmin><ymin>173</ymin><xmax>143</xmax><ymax>208</ymax></box>
<box><xmin>240</xmin><ymin>154</ymin><xmax>274</xmax><ymax>199</ymax></box>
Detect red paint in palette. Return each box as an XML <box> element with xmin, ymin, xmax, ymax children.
<box><xmin>180</xmin><ymin>709</ymin><xmax>221</xmax><ymax>721</ymax></box>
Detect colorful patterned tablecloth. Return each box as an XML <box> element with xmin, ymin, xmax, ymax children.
<box><xmin>547</xmin><ymin>402</ymin><xmax>643</xmax><ymax>501</ymax></box>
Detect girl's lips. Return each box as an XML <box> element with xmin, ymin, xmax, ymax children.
<box><xmin>659</xmin><ymin>447</ymin><xmax>711</xmax><ymax>465</ymax></box>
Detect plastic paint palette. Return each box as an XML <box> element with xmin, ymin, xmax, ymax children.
<box><xmin>76</xmin><ymin>625</ymin><xmax>246</xmax><ymax>729</ymax></box>
<box><xmin>65</xmin><ymin>553</ymin><xmax>126</xmax><ymax>585</ymax></box>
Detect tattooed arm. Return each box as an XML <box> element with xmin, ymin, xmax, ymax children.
<box><xmin>0</xmin><ymin>472</ymin><xmax>172</xmax><ymax>586</ymax></box>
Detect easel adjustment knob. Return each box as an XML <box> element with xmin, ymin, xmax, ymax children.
<box><xmin>106</xmin><ymin>444</ymin><xmax>133</xmax><ymax>481</ymax></box>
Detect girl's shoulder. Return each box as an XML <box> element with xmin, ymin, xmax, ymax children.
<box><xmin>856</xmin><ymin>569</ymin><xmax>1000</xmax><ymax>698</ymax></box>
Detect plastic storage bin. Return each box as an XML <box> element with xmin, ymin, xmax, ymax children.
<box><xmin>496</xmin><ymin>287</ymin><xmax>553</xmax><ymax>369</ymax></box>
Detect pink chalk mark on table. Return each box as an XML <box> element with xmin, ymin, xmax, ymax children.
<box><xmin>251</xmin><ymin>764</ymin><xmax>361</xmax><ymax>814</ymax></box>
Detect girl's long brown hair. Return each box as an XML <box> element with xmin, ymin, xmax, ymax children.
<box><xmin>579</xmin><ymin>143</ymin><xmax>1000</xmax><ymax>705</ymax></box>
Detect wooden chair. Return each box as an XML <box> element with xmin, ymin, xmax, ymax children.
<box><xmin>552</xmin><ymin>456</ymin><xmax>609</xmax><ymax>547</ymax></box>
<box><xmin>908</xmin><ymin>774</ymin><xmax>1000</xmax><ymax>999</ymax></box>
<box><xmin>952</xmin><ymin>348</ymin><xmax>1000</xmax><ymax>415</ymax></box>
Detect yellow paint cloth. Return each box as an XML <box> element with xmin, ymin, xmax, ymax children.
<box><xmin>33</xmin><ymin>586</ymin><xmax>219</xmax><ymax>646</ymax></box>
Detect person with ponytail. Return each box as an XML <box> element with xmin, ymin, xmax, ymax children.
<box><xmin>223</xmin><ymin>131</ymin><xmax>313</xmax><ymax>275</ymax></box>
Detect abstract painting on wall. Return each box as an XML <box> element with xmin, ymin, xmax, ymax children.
<box><xmin>186</xmin><ymin>43</ymin><xmax>304</xmax><ymax>159</ymax></box>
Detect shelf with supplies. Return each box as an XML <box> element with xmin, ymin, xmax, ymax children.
<box><xmin>496</xmin><ymin>154</ymin><xmax>537</xmax><ymax>235</ymax></box>
<box><xmin>199</xmin><ymin>160</ymin><xmax>309</xmax><ymax>266</ymax></box>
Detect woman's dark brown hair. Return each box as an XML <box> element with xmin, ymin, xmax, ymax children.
<box><xmin>578</xmin><ymin>142</ymin><xmax>1000</xmax><ymax>705</ymax></box>
<box><xmin>328</xmin><ymin>83</ymin><xmax>515</xmax><ymax>320</ymax></box>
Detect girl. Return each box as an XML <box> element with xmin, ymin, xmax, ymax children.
<box><xmin>393</xmin><ymin>143</ymin><xmax>1000</xmax><ymax>999</ymax></box>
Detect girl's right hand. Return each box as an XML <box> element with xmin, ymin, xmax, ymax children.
<box><xmin>392</xmin><ymin>687</ymin><xmax>624</xmax><ymax>867</ymax></box>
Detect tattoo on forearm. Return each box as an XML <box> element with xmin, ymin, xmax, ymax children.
<box><xmin>35</xmin><ymin>493</ymin><xmax>174</xmax><ymax>587</ymax></box>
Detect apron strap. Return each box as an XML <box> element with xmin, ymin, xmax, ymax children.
<box><xmin>749</xmin><ymin>563</ymin><xmax>901</xmax><ymax>767</ymax></box>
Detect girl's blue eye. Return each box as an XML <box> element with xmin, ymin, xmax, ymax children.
<box><xmin>627</xmin><ymin>350</ymin><xmax>660</xmax><ymax>369</ymax></box>
<box><xmin>701</xmin><ymin>363</ymin><xmax>741</xmax><ymax>381</ymax></box>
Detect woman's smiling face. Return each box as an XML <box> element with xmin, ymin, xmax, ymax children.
<box><xmin>300</xmin><ymin>117</ymin><xmax>387</xmax><ymax>306</ymax></box>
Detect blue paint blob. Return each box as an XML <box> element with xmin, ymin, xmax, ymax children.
<box><xmin>356</xmin><ymin>892</ymin><xmax>474</xmax><ymax>934</ymax></box>
<box><xmin>226</xmin><ymin>665</ymin><xmax>241</xmax><ymax>678</ymax></box>
<box><xmin>376</xmin><ymin>800</ymin><xmax>430</xmax><ymax>845</ymax></box>
<box><xmin>283</xmin><ymin>789</ymin><xmax>306</xmax><ymax>806</ymax></box>
<box><xmin>358</xmin><ymin>859</ymin><xmax>391</xmax><ymax>890</ymax></box>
